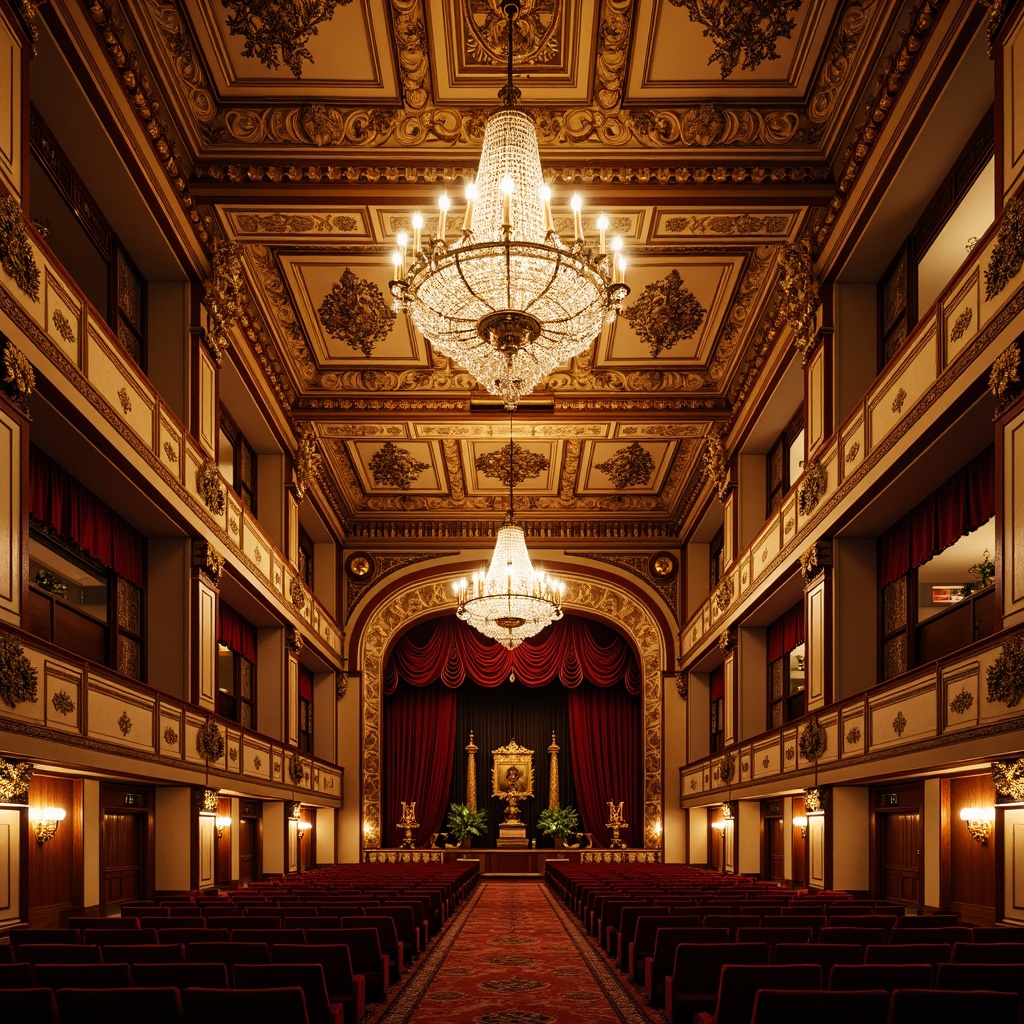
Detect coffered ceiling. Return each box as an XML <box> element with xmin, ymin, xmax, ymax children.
<box><xmin>105</xmin><ymin>0</ymin><xmax>911</xmax><ymax>540</ymax></box>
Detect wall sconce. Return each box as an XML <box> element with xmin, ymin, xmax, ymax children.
<box><xmin>710</xmin><ymin>819</ymin><xmax>727</xmax><ymax>832</ymax></box>
<box><xmin>29</xmin><ymin>806</ymin><xmax>66</xmax><ymax>844</ymax></box>
<box><xmin>960</xmin><ymin>806</ymin><xmax>995</xmax><ymax>844</ymax></box>
<box><xmin>297</xmin><ymin>820</ymin><xmax>312</xmax><ymax>838</ymax></box>
<box><xmin>652</xmin><ymin>820</ymin><xmax>663</xmax><ymax>840</ymax></box>
<box><xmin>793</xmin><ymin>814</ymin><xmax>808</xmax><ymax>838</ymax></box>
<box><xmin>215</xmin><ymin>815</ymin><xmax>231</xmax><ymax>838</ymax></box>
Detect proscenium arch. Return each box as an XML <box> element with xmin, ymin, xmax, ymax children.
<box><xmin>357</xmin><ymin>570</ymin><xmax>666</xmax><ymax>851</ymax></box>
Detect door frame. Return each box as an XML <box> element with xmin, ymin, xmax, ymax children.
<box><xmin>869</xmin><ymin>781</ymin><xmax>924</xmax><ymax>911</ymax></box>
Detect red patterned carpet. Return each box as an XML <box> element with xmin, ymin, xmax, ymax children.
<box><xmin>371</xmin><ymin>881</ymin><xmax>662</xmax><ymax>1024</ymax></box>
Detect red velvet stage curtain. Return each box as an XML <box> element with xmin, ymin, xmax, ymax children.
<box><xmin>880</xmin><ymin>445</ymin><xmax>995</xmax><ymax>586</ymax></box>
<box><xmin>384</xmin><ymin>616</ymin><xmax>639</xmax><ymax>694</ymax></box>
<box><xmin>767</xmin><ymin>602</ymin><xmax>806</xmax><ymax>662</ymax></box>
<box><xmin>29</xmin><ymin>445</ymin><xmax>145</xmax><ymax>586</ymax></box>
<box><xmin>568</xmin><ymin>683</ymin><xmax>642</xmax><ymax>847</ymax></box>
<box><xmin>218</xmin><ymin>602</ymin><xmax>257</xmax><ymax>663</ymax></box>
<box><xmin>383</xmin><ymin>683</ymin><xmax>457</xmax><ymax>848</ymax></box>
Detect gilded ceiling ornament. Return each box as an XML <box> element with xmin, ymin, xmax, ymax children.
<box><xmin>663</xmin><ymin>213</ymin><xmax>790</xmax><ymax>236</ymax></box>
<box><xmin>286</xmin><ymin>627</ymin><xmax>304</xmax><ymax>653</ymax></box>
<box><xmin>668</xmin><ymin>0</ymin><xmax>802</xmax><ymax>77</ymax></box>
<box><xmin>475</xmin><ymin>440</ymin><xmax>548</xmax><ymax>487</ymax></box>
<box><xmin>1</xmin><ymin>337</ymin><xmax>36</xmax><ymax>417</ymax></box>
<box><xmin>235</xmin><ymin>212</ymin><xmax>358</xmax><ymax>234</ymax></box>
<box><xmin>622</xmin><ymin>270</ymin><xmax>705</xmax><ymax>357</ymax></box>
<box><xmin>196</xmin><ymin>462</ymin><xmax>226</xmax><ymax>516</ymax></box>
<box><xmin>0</xmin><ymin>631</ymin><xmax>38</xmax><ymax>709</ymax></box>
<box><xmin>0</xmin><ymin>756</ymin><xmax>33</xmax><ymax>803</ymax></box>
<box><xmin>777</xmin><ymin>238</ymin><xmax>819</xmax><ymax>364</ymax></box>
<box><xmin>463</xmin><ymin>0</ymin><xmax>559</xmax><ymax>65</ymax></box>
<box><xmin>718</xmin><ymin>751</ymin><xmax>736</xmax><ymax>784</ymax></box>
<box><xmin>369</xmin><ymin>441</ymin><xmax>429</xmax><ymax>490</ymax></box>
<box><xmin>293</xmin><ymin>426</ymin><xmax>323</xmax><ymax>501</ymax></box>
<box><xmin>702</xmin><ymin>427</ymin><xmax>729</xmax><ymax>502</ymax></box>
<box><xmin>986</xmin><ymin>634</ymin><xmax>1024</xmax><ymax>709</ymax></box>
<box><xmin>221</xmin><ymin>0</ymin><xmax>352</xmax><ymax>77</ymax></box>
<box><xmin>713</xmin><ymin>576</ymin><xmax>733</xmax><ymax>613</ymax></box>
<box><xmin>0</xmin><ymin>194</ymin><xmax>41</xmax><ymax>301</ymax></box>
<box><xmin>201</xmin><ymin>239</ymin><xmax>244</xmax><ymax>365</ymax></box>
<box><xmin>193</xmin><ymin>542</ymin><xmax>224</xmax><ymax>585</ymax></box>
<box><xmin>681</xmin><ymin>103</ymin><xmax>726</xmax><ymax>147</ymax></box>
<box><xmin>196</xmin><ymin>718</ymin><xmax>225</xmax><ymax>761</ymax></box>
<box><xmin>595</xmin><ymin>442</ymin><xmax>656</xmax><ymax>489</ymax></box>
<box><xmin>992</xmin><ymin>758</ymin><xmax>1024</xmax><ymax>802</ymax></box>
<box><xmin>317</xmin><ymin>269</ymin><xmax>396</xmax><ymax>358</ymax></box>
<box><xmin>989</xmin><ymin>341</ymin><xmax>1021</xmax><ymax>413</ymax></box>
<box><xmin>300</xmin><ymin>103</ymin><xmax>345</xmax><ymax>146</ymax></box>
<box><xmin>797</xmin><ymin>458</ymin><xmax>826</xmax><ymax>516</ymax></box>
<box><xmin>799</xmin><ymin>718</ymin><xmax>826</xmax><ymax>761</ymax></box>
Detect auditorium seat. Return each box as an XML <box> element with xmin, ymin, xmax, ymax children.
<box><xmin>644</xmin><ymin>926</ymin><xmax>729</xmax><ymax>1004</ymax></box>
<box><xmin>1</xmin><ymin>987</ymin><xmax>61</xmax><ymax>1023</ymax></box>
<box><xmin>829</xmin><ymin>963</ymin><xmax>933</xmax><ymax>991</ymax></box>
<box><xmin>865</xmin><ymin>943</ymin><xmax>952</xmax><ymax>967</ymax></box>
<box><xmin>373</xmin><ymin>906</ymin><xmax>421</xmax><ymax>959</ymax></box>
<box><xmin>818</xmin><ymin>926</ymin><xmax>889</xmax><ymax>947</ymax></box>
<box><xmin>17</xmin><ymin>943</ymin><xmax>101</xmax><ymax>964</ymax></box>
<box><xmin>101</xmin><ymin>943</ymin><xmax>186</xmax><ymax>964</ymax></box>
<box><xmin>889</xmin><ymin>926</ymin><xmax>973</xmax><ymax>945</ymax></box>
<box><xmin>701</xmin><ymin>913</ymin><xmax>761</xmax><ymax>938</ymax></box>
<box><xmin>828</xmin><ymin>915</ymin><xmax>898</xmax><ymax>934</ymax></box>
<box><xmin>35</xmin><ymin>961</ymin><xmax>132</xmax><ymax>988</ymax></box>
<box><xmin>10</xmin><ymin>927</ymin><xmax>81</xmax><ymax>946</ymax></box>
<box><xmin>57</xmin><ymin>985</ymin><xmax>183</xmax><ymax>1024</ymax></box>
<box><xmin>0</xmin><ymin>944</ymin><xmax>12</xmax><ymax>963</ymax></box>
<box><xmin>84</xmin><ymin>927</ymin><xmax>160</xmax><ymax>945</ymax></box>
<box><xmin>664</xmin><ymin>941</ymin><xmax>771</xmax><ymax>1024</ymax></box>
<box><xmin>751</xmin><ymin>988</ymin><xmax>890</xmax><ymax>1024</ymax></box>
<box><xmin>0</xmin><ymin>962</ymin><xmax>36</xmax><ymax>987</ymax></box>
<box><xmin>185</xmin><ymin>941</ymin><xmax>271</xmax><ymax>969</ymax></box>
<box><xmin>270</xmin><ymin>942</ymin><xmax>365</xmax><ymax>1024</ymax></box>
<box><xmin>183</xmin><ymin>985</ymin><xmax>311</xmax><ymax>1024</ymax></box>
<box><xmin>694</xmin><ymin>963</ymin><xmax>821</xmax><ymax>1024</ymax></box>
<box><xmin>130</xmin><ymin>961</ymin><xmax>230</xmax><ymax>991</ymax></box>
<box><xmin>952</xmin><ymin>942</ymin><xmax>1024</xmax><ymax>963</ymax></box>
<box><xmin>735</xmin><ymin>925</ymin><xmax>814</xmax><ymax>947</ymax></box>
<box><xmin>219</xmin><ymin>916</ymin><xmax>282</xmax><ymax>932</ymax></box>
<box><xmin>772</xmin><ymin>942</ymin><xmax>863</xmax><ymax>970</ymax></box>
<box><xmin>972</xmin><ymin>928</ymin><xmax>1024</xmax><ymax>944</ymax></box>
<box><xmin>622</xmin><ymin>910</ymin><xmax>696</xmax><ymax>973</ymax></box>
<box><xmin>232</xmin><ymin>928</ymin><xmax>306</xmax><ymax>946</ymax></box>
<box><xmin>308</xmin><ymin>928</ymin><xmax>389</xmax><ymax>1001</ymax></box>
<box><xmin>68</xmin><ymin>917</ymin><xmax>139</xmax><ymax>930</ymax></box>
<box><xmin>935</xmin><ymin>962</ymin><xmax>1024</xmax><ymax>1009</ymax></box>
<box><xmin>758</xmin><ymin>914</ymin><xmax>827</xmax><ymax>936</ymax></box>
<box><xmin>894</xmin><ymin>913</ymin><xmax>960</xmax><ymax>928</ymax></box>
<box><xmin>287</xmin><ymin>916</ymin><xmax>339</xmax><ymax>931</ymax></box>
<box><xmin>160</xmin><ymin>927</ymin><xmax>227</xmax><ymax>945</ymax></box>
<box><xmin>235</xmin><ymin>962</ymin><xmax>341</xmax><ymax>1024</ymax></box>
<box><xmin>886</xmin><ymin>988</ymin><xmax>1020</xmax><ymax>1024</ymax></box>
<box><xmin>341</xmin><ymin>916</ymin><xmax>403</xmax><ymax>982</ymax></box>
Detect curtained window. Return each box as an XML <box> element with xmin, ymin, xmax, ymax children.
<box><xmin>710</xmin><ymin>665</ymin><xmax>725</xmax><ymax>753</ymax></box>
<box><xmin>383</xmin><ymin>615</ymin><xmax>642</xmax><ymax>849</ymax></box>
<box><xmin>218</xmin><ymin>602</ymin><xmax>256</xmax><ymax>728</ymax></box>
<box><xmin>298</xmin><ymin>665</ymin><xmax>313</xmax><ymax>754</ymax></box>
<box><xmin>767</xmin><ymin>602</ymin><xmax>806</xmax><ymax>727</ymax></box>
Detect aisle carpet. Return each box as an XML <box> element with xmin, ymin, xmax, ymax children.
<box><xmin>371</xmin><ymin>881</ymin><xmax>663</xmax><ymax>1024</ymax></box>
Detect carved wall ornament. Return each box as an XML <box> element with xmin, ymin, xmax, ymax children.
<box><xmin>196</xmin><ymin>462</ymin><xmax>226</xmax><ymax>516</ymax></box>
<box><xmin>196</xmin><ymin>718</ymin><xmax>225</xmax><ymax>762</ymax></box>
<box><xmin>162</xmin><ymin>441</ymin><xmax>178</xmax><ymax>463</ymax></box>
<box><xmin>784</xmin><ymin>518</ymin><xmax>794</xmax><ymax>535</ymax></box>
<box><xmin>949</xmin><ymin>307</ymin><xmax>973</xmax><ymax>344</ymax></box>
<box><xmin>595</xmin><ymin>442</ymin><xmax>656</xmax><ymax>489</ymax></box>
<box><xmin>777</xmin><ymin>237</ymin><xmax>820</xmax><ymax>363</ymax></box>
<box><xmin>336</xmin><ymin>671</ymin><xmax>349</xmax><ymax>699</ymax></box>
<box><xmin>891</xmin><ymin>387</ymin><xmax>908</xmax><ymax>414</ymax></box>
<box><xmin>254</xmin><ymin>548</ymin><xmax>263</xmax><ymax>565</ymax></box>
<box><xmin>288</xmin><ymin>755</ymin><xmax>306</xmax><ymax>785</ymax></box>
<box><xmin>986</xmin><ymin>634</ymin><xmax>1024</xmax><ymax>709</ymax></box>
<box><xmin>163</xmin><ymin>726</ymin><xmax>178</xmax><ymax>745</ymax></box>
<box><xmin>785</xmin><ymin>746</ymin><xmax>794</xmax><ymax>761</ymax></box>
<box><xmin>676</xmin><ymin>672</ymin><xmax>688</xmax><ymax>700</ymax></box>
<box><xmin>229</xmin><ymin>517</ymin><xmax>239</xmax><ymax>536</ymax></box>
<box><xmin>845</xmin><ymin>726</ymin><xmax>861</xmax><ymax>745</ymax></box>
<box><xmin>0</xmin><ymin>631</ymin><xmax>39</xmax><ymax>709</ymax></box>
<box><xmin>985</xmin><ymin>186</ymin><xmax>1024</xmax><ymax>300</ymax></box>
<box><xmin>1</xmin><ymin>337</ymin><xmax>36</xmax><ymax>417</ymax></box>
<box><xmin>289</xmin><ymin>577</ymin><xmax>307</xmax><ymax>611</ymax></box>
<box><xmin>761</xmin><ymin>755</ymin><xmax>770</xmax><ymax>769</ymax></box>
<box><xmin>117</xmin><ymin>387</ymin><xmax>132</xmax><ymax>413</ymax></box>
<box><xmin>476</xmin><ymin>441</ymin><xmax>549</xmax><ymax>486</ymax></box>
<box><xmin>51</xmin><ymin>690</ymin><xmax>75</xmax><ymax>716</ymax></box>
<box><xmin>718</xmin><ymin>751</ymin><xmax>736</xmax><ymax>785</ymax></box>
<box><xmin>667</xmin><ymin>0</ymin><xmax>801</xmax><ymax>77</ymax></box>
<box><xmin>118</xmin><ymin>710</ymin><xmax>132</xmax><ymax>736</ymax></box>
<box><xmin>799</xmin><ymin>718</ymin><xmax>827</xmax><ymax>761</ymax></box>
<box><xmin>992</xmin><ymin>758</ymin><xmax>1024</xmax><ymax>803</ymax></box>
<box><xmin>713</xmin><ymin>576</ymin><xmax>733</xmax><ymax>613</ymax></box>
<box><xmin>845</xmin><ymin>441</ymin><xmax>860</xmax><ymax>463</ymax></box>
<box><xmin>0</xmin><ymin>756</ymin><xmax>33</xmax><ymax>803</ymax></box>
<box><xmin>621</xmin><ymin>269</ymin><xmax>706</xmax><ymax>357</ymax></box>
<box><xmin>317</xmin><ymin>268</ymin><xmax>395</xmax><ymax>357</ymax></box>
<box><xmin>253</xmin><ymin>754</ymin><xmax>262</xmax><ymax>770</ymax></box>
<box><xmin>800</xmin><ymin>539</ymin><xmax>831</xmax><ymax>583</ymax></box>
<box><xmin>892</xmin><ymin>710</ymin><xmax>907</xmax><ymax>736</ymax></box>
<box><xmin>948</xmin><ymin>688</ymin><xmax>974</xmax><ymax>716</ymax></box>
<box><xmin>741</xmin><ymin>760</ymin><xmax>749</xmax><ymax>773</ymax></box>
<box><xmin>293</xmin><ymin>426</ymin><xmax>322</xmax><ymax>501</ymax></box>
<box><xmin>702</xmin><ymin>427</ymin><xmax>730</xmax><ymax>502</ymax></box>
<box><xmin>222</xmin><ymin>0</ymin><xmax>352</xmax><ymax>77</ymax></box>
<box><xmin>804</xmin><ymin>786</ymin><xmax>822</xmax><ymax>813</ymax></box>
<box><xmin>369</xmin><ymin>441</ymin><xmax>429</xmax><ymax>489</ymax></box>
<box><xmin>229</xmin><ymin>746</ymin><xmax>238</xmax><ymax>762</ymax></box>
<box><xmin>989</xmin><ymin>341</ymin><xmax>1021</xmax><ymax>412</ymax></box>
<box><xmin>286</xmin><ymin>627</ymin><xmax>304</xmax><ymax>653</ymax></box>
<box><xmin>0</xmin><ymin>194</ymin><xmax>41</xmax><ymax>301</ymax></box>
<box><xmin>797</xmin><ymin>459</ymin><xmax>826</xmax><ymax>516</ymax></box>
<box><xmin>194</xmin><ymin>541</ymin><xmax>225</xmax><ymax>585</ymax></box>
<box><xmin>201</xmin><ymin>239</ymin><xmax>244</xmax><ymax>365</ymax></box>
<box><xmin>274</xmin><ymin>761</ymin><xmax>281</xmax><ymax>773</ymax></box>
<box><xmin>718</xmin><ymin>628</ymin><xmax>735</xmax><ymax>653</ymax></box>
<box><xmin>52</xmin><ymin>309</ymin><xmax>76</xmax><ymax>347</ymax></box>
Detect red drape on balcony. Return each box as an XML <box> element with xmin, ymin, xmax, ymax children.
<box><xmin>710</xmin><ymin>664</ymin><xmax>725</xmax><ymax>701</ymax></box>
<box><xmin>298</xmin><ymin>664</ymin><xmax>313</xmax><ymax>701</ymax></box>
<box><xmin>29</xmin><ymin>445</ymin><xmax>144</xmax><ymax>587</ymax></box>
<box><xmin>384</xmin><ymin>615</ymin><xmax>640</xmax><ymax>694</ymax></box>
<box><xmin>880</xmin><ymin>445</ymin><xmax>995</xmax><ymax>586</ymax></box>
<box><xmin>767</xmin><ymin>602</ymin><xmax>806</xmax><ymax>662</ymax></box>
<box><xmin>218</xmin><ymin>601</ymin><xmax>256</xmax><ymax>663</ymax></box>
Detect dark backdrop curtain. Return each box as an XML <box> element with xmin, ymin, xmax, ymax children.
<box><xmin>30</xmin><ymin>445</ymin><xmax>144</xmax><ymax>586</ymax></box>
<box><xmin>880</xmin><ymin>445</ymin><xmax>995</xmax><ymax>585</ymax></box>
<box><xmin>767</xmin><ymin>602</ymin><xmax>806</xmax><ymax>662</ymax></box>
<box><xmin>217</xmin><ymin>602</ymin><xmax>256</xmax><ymax>663</ymax></box>
<box><xmin>383</xmin><ymin>684</ymin><xmax>457</xmax><ymax>849</ymax></box>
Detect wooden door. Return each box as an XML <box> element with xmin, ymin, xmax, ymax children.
<box><xmin>766</xmin><ymin>817</ymin><xmax>784</xmax><ymax>883</ymax></box>
<box><xmin>239</xmin><ymin>818</ymin><xmax>255</xmax><ymax>884</ymax></box>
<box><xmin>880</xmin><ymin>811</ymin><xmax>921</xmax><ymax>905</ymax></box>
<box><xmin>102</xmin><ymin>812</ymin><xmax>142</xmax><ymax>909</ymax></box>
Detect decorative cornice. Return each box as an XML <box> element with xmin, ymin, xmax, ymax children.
<box><xmin>566</xmin><ymin>550</ymin><xmax>679</xmax><ymax>621</ymax></box>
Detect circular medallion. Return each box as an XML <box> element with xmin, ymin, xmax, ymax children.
<box><xmin>650</xmin><ymin>552</ymin><xmax>677</xmax><ymax>578</ymax></box>
<box><xmin>347</xmin><ymin>553</ymin><xmax>373</xmax><ymax>579</ymax></box>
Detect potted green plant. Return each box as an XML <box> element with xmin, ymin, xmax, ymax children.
<box><xmin>537</xmin><ymin>805</ymin><xmax>581</xmax><ymax>847</ymax></box>
<box><xmin>444</xmin><ymin>803</ymin><xmax>489</xmax><ymax>847</ymax></box>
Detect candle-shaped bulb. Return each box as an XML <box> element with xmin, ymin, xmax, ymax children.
<box><xmin>610</xmin><ymin>236</ymin><xmax>623</xmax><ymax>282</ymax></box>
<box><xmin>397</xmin><ymin>231</ymin><xmax>408</xmax><ymax>250</ymax></box>
<box><xmin>571</xmin><ymin>193</ymin><xmax>583</xmax><ymax>242</ymax></box>
<box><xmin>540</xmin><ymin>184</ymin><xmax>555</xmax><ymax>234</ymax></box>
<box><xmin>437</xmin><ymin>193</ymin><xmax>450</xmax><ymax>240</ymax></box>
<box><xmin>616</xmin><ymin>255</ymin><xmax>627</xmax><ymax>287</ymax></box>
<box><xmin>501</xmin><ymin>174</ymin><xmax>515</xmax><ymax>230</ymax></box>
<box><xmin>596</xmin><ymin>214</ymin><xmax>609</xmax><ymax>254</ymax></box>
<box><xmin>463</xmin><ymin>181</ymin><xmax>477</xmax><ymax>234</ymax></box>
<box><xmin>411</xmin><ymin>212</ymin><xmax>424</xmax><ymax>254</ymax></box>
<box><xmin>392</xmin><ymin>250</ymin><xmax>403</xmax><ymax>277</ymax></box>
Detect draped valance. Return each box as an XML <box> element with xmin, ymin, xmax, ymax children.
<box><xmin>767</xmin><ymin>602</ymin><xmax>806</xmax><ymax>663</ymax></box>
<box><xmin>384</xmin><ymin>615</ymin><xmax>640</xmax><ymax>695</ymax></box>
<box><xmin>218</xmin><ymin>601</ymin><xmax>256</xmax><ymax>663</ymax></box>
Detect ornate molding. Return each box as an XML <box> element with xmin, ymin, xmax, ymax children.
<box><xmin>594</xmin><ymin>442</ymin><xmax>656</xmax><ymax>488</ymax></box>
<box><xmin>1</xmin><ymin>336</ymin><xmax>36</xmax><ymax>417</ymax></box>
<box><xmin>358</xmin><ymin>574</ymin><xmax>664</xmax><ymax>850</ymax></box>
<box><xmin>621</xmin><ymin>270</ymin><xmax>706</xmax><ymax>358</ymax></box>
<box><xmin>0</xmin><ymin>755</ymin><xmax>33</xmax><ymax>803</ymax></box>
<box><xmin>985</xmin><ymin>187</ymin><xmax>1023</xmax><ymax>299</ymax></box>
<box><xmin>992</xmin><ymin>758</ymin><xmax>1024</xmax><ymax>803</ymax></box>
<box><xmin>989</xmin><ymin>340</ymin><xmax>1021</xmax><ymax>413</ymax></box>
<box><xmin>286</xmin><ymin>627</ymin><xmax>304</xmax><ymax>653</ymax></box>
<box><xmin>0</xmin><ymin>194</ymin><xmax>40</xmax><ymax>302</ymax></box>
<box><xmin>196</xmin><ymin>461</ymin><xmax>226</xmax><ymax>516</ymax></box>
<box><xmin>201</xmin><ymin>239</ymin><xmax>244</xmax><ymax>365</ymax></box>
<box><xmin>193</xmin><ymin>541</ymin><xmax>224</xmax><ymax>586</ymax></box>
<box><xmin>702</xmin><ymin>427</ymin><xmax>729</xmax><ymax>502</ymax></box>
<box><xmin>317</xmin><ymin>268</ymin><xmax>395</xmax><ymax>357</ymax></box>
<box><xmin>777</xmin><ymin>238</ymin><xmax>819</xmax><ymax>364</ymax></box>
<box><xmin>289</xmin><ymin>577</ymin><xmax>307</xmax><ymax>611</ymax></box>
<box><xmin>986</xmin><ymin>634</ymin><xmax>1024</xmax><ymax>709</ymax></box>
<box><xmin>292</xmin><ymin>426</ymin><xmax>323</xmax><ymax>502</ymax></box>
<box><xmin>800</xmin><ymin>539</ymin><xmax>831</xmax><ymax>583</ymax></box>
<box><xmin>713</xmin><ymin>576</ymin><xmax>733</xmax><ymax>613</ymax></box>
<box><xmin>0</xmin><ymin>631</ymin><xmax>39</xmax><ymax>709</ymax></box>
<box><xmin>798</xmin><ymin>459</ymin><xmax>827</xmax><ymax>515</ymax></box>
<box><xmin>798</xmin><ymin>717</ymin><xmax>826</xmax><ymax>761</ymax></box>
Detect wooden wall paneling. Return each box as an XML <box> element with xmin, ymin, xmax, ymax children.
<box><xmin>723</xmin><ymin>650</ymin><xmax>736</xmax><ymax>747</ymax></box>
<box><xmin>996</xmin><ymin>392</ymin><xmax>1024</xmax><ymax>629</ymax></box>
<box><xmin>0</xmin><ymin>805</ymin><xmax>25</xmax><ymax>927</ymax></box>
<box><xmin>806</xmin><ymin>570</ymin><xmax>830</xmax><ymax>710</ymax></box>
<box><xmin>0</xmin><ymin>2</ymin><xmax>25</xmax><ymax>198</ymax></box>
<box><xmin>197</xmin><ymin>813</ymin><xmax>215</xmax><ymax>890</ymax></box>
<box><xmin>808</xmin><ymin>813</ymin><xmax>825</xmax><ymax>889</ymax></box>
<box><xmin>871</xmin><ymin>782</ymin><xmax>924</xmax><ymax>909</ymax></box>
<box><xmin>0</xmin><ymin>394</ymin><xmax>27</xmax><ymax>628</ymax></box>
<box><xmin>997</xmin><ymin>4</ymin><xmax>1024</xmax><ymax>200</ymax></box>
<box><xmin>1002</xmin><ymin>808</ymin><xmax>1024</xmax><ymax>925</ymax></box>
<box><xmin>193</xmin><ymin>573</ymin><xmax>217</xmax><ymax>709</ymax></box>
<box><xmin>286</xmin><ymin>650</ymin><xmax>299</xmax><ymax>747</ymax></box>
<box><xmin>948</xmin><ymin>774</ymin><xmax>996</xmax><ymax>923</ymax></box>
<box><xmin>216</xmin><ymin>795</ymin><xmax>231</xmax><ymax>888</ymax></box>
<box><xmin>194</xmin><ymin>343</ymin><xmax>218</xmax><ymax>458</ymax></box>
<box><xmin>27</xmin><ymin>774</ymin><xmax>76</xmax><ymax>926</ymax></box>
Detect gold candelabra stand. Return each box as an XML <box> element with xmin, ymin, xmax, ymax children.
<box><xmin>396</xmin><ymin>800</ymin><xmax>419</xmax><ymax>849</ymax></box>
<box><xmin>606</xmin><ymin>800</ymin><xmax>628</xmax><ymax>849</ymax></box>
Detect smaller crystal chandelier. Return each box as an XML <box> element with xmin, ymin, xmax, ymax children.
<box><xmin>389</xmin><ymin>0</ymin><xmax>629</xmax><ymax>410</ymax></box>
<box><xmin>454</xmin><ymin>418</ymin><xmax>564</xmax><ymax>649</ymax></box>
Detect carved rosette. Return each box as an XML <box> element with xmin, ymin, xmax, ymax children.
<box><xmin>777</xmin><ymin>238</ymin><xmax>819</xmax><ymax>364</ymax></box>
<box><xmin>622</xmin><ymin>269</ymin><xmax>706</xmax><ymax>357</ymax></box>
<box><xmin>288</xmin><ymin>754</ymin><xmax>306</xmax><ymax>786</ymax></box>
<box><xmin>0</xmin><ymin>194</ymin><xmax>41</xmax><ymax>301</ymax></box>
<box><xmin>0</xmin><ymin>631</ymin><xmax>39</xmax><ymax>709</ymax></box>
<box><xmin>368</xmin><ymin>442</ymin><xmax>429</xmax><ymax>490</ymax></box>
<box><xmin>317</xmin><ymin>268</ymin><xmax>395</xmax><ymax>356</ymax></box>
<box><xmin>196</xmin><ymin>462</ymin><xmax>226</xmax><ymax>516</ymax></box>
<box><xmin>713</xmin><ymin>576</ymin><xmax>734</xmax><ymax>613</ymax></box>
<box><xmin>194</xmin><ymin>541</ymin><xmax>224</xmax><ymax>585</ymax></box>
<box><xmin>289</xmin><ymin>577</ymin><xmax>307</xmax><ymax>612</ymax></box>
<box><xmin>992</xmin><ymin>758</ymin><xmax>1024</xmax><ymax>803</ymax></box>
<box><xmin>984</xmin><ymin>186</ymin><xmax>1023</xmax><ymax>301</ymax></box>
<box><xmin>201</xmin><ymin>239</ymin><xmax>244</xmax><ymax>365</ymax></box>
<box><xmin>1</xmin><ymin>337</ymin><xmax>36</xmax><ymax>417</ymax></box>
<box><xmin>702</xmin><ymin>428</ymin><xmax>729</xmax><ymax>502</ymax></box>
<box><xmin>595</xmin><ymin>442</ymin><xmax>656</xmax><ymax>489</ymax></box>
<box><xmin>718</xmin><ymin>751</ymin><xmax>736</xmax><ymax>785</ymax></box>
<box><xmin>798</xmin><ymin>459</ymin><xmax>826</xmax><ymax>516</ymax></box>
<box><xmin>986</xmin><ymin>635</ymin><xmax>1024</xmax><ymax>709</ymax></box>
<box><xmin>0</xmin><ymin>755</ymin><xmax>34</xmax><ymax>803</ymax></box>
<box><xmin>196</xmin><ymin>718</ymin><xmax>225</xmax><ymax>762</ymax></box>
<box><xmin>798</xmin><ymin>717</ymin><xmax>826</xmax><ymax>761</ymax></box>
<box><xmin>293</xmin><ymin>426</ymin><xmax>323</xmax><ymax>501</ymax></box>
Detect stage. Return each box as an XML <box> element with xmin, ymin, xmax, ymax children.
<box><xmin>364</xmin><ymin>847</ymin><xmax>662</xmax><ymax>873</ymax></box>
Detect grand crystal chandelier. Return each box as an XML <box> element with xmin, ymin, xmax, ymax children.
<box><xmin>453</xmin><ymin>418</ymin><xmax>564</xmax><ymax>649</ymax></box>
<box><xmin>389</xmin><ymin>0</ymin><xmax>629</xmax><ymax>410</ymax></box>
